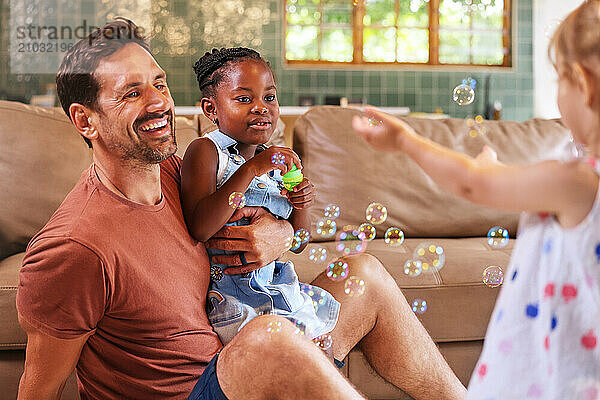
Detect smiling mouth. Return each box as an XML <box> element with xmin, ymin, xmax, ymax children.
<box><xmin>249</xmin><ymin>121</ymin><xmax>272</xmax><ymax>129</ymax></box>
<box><xmin>136</xmin><ymin>113</ymin><xmax>172</xmax><ymax>136</ymax></box>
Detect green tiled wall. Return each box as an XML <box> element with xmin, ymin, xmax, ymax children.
<box><xmin>0</xmin><ymin>0</ymin><xmax>534</xmax><ymax>121</ymax></box>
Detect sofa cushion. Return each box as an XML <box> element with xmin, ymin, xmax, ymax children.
<box><xmin>286</xmin><ymin>237</ymin><xmax>510</xmax><ymax>342</ymax></box>
<box><xmin>0</xmin><ymin>100</ymin><xmax>199</xmax><ymax>260</ymax></box>
<box><xmin>0</xmin><ymin>252</ymin><xmax>25</xmax><ymax>349</ymax></box>
<box><xmin>293</xmin><ymin>106</ymin><xmax>573</xmax><ymax>239</ymax></box>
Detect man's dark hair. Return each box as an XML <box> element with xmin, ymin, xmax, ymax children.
<box><xmin>192</xmin><ymin>47</ymin><xmax>273</xmax><ymax>99</ymax></box>
<box><xmin>56</xmin><ymin>18</ymin><xmax>149</xmax><ymax>148</ymax></box>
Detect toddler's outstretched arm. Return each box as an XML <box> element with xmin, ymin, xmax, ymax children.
<box><xmin>353</xmin><ymin>107</ymin><xmax>598</xmax><ymax>227</ymax></box>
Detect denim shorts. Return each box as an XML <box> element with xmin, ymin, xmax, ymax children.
<box><xmin>187</xmin><ymin>352</ymin><xmax>346</xmax><ymax>400</ymax></box>
<box><xmin>187</xmin><ymin>352</ymin><xmax>227</xmax><ymax>400</ymax></box>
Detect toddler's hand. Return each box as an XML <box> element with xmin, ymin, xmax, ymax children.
<box><xmin>352</xmin><ymin>107</ymin><xmax>416</xmax><ymax>152</ymax></box>
<box><xmin>248</xmin><ymin>146</ymin><xmax>302</xmax><ymax>177</ymax></box>
<box><xmin>475</xmin><ymin>145</ymin><xmax>501</xmax><ymax>165</ymax></box>
<box><xmin>281</xmin><ymin>176</ymin><xmax>315</xmax><ymax>209</ymax></box>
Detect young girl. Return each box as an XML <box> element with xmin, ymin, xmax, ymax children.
<box><xmin>181</xmin><ymin>48</ymin><xmax>339</xmax><ymax>346</ymax></box>
<box><xmin>353</xmin><ymin>2</ymin><xmax>600</xmax><ymax>397</ymax></box>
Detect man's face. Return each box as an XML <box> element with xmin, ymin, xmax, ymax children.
<box><xmin>92</xmin><ymin>43</ymin><xmax>176</xmax><ymax>164</ymax></box>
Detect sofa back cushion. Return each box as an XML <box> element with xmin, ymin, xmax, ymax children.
<box><xmin>294</xmin><ymin>106</ymin><xmax>573</xmax><ymax>239</ymax></box>
<box><xmin>0</xmin><ymin>100</ymin><xmax>199</xmax><ymax>259</ymax></box>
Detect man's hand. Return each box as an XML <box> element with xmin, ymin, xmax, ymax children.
<box><xmin>205</xmin><ymin>207</ymin><xmax>294</xmax><ymax>275</ymax></box>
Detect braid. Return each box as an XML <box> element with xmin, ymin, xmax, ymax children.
<box><xmin>193</xmin><ymin>47</ymin><xmax>271</xmax><ymax>98</ymax></box>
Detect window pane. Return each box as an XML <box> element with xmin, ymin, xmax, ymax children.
<box><xmin>286</xmin><ymin>2</ymin><xmax>320</xmax><ymax>25</ymax></box>
<box><xmin>364</xmin><ymin>0</ymin><xmax>396</xmax><ymax>27</ymax></box>
<box><xmin>439</xmin><ymin>30</ymin><xmax>471</xmax><ymax>64</ymax></box>
<box><xmin>399</xmin><ymin>0</ymin><xmax>429</xmax><ymax>27</ymax></box>
<box><xmin>322</xmin><ymin>29</ymin><xmax>353</xmax><ymax>61</ymax></box>
<box><xmin>286</xmin><ymin>25</ymin><xmax>319</xmax><ymax>60</ymax></box>
<box><xmin>472</xmin><ymin>31</ymin><xmax>504</xmax><ymax>64</ymax></box>
<box><xmin>364</xmin><ymin>28</ymin><xmax>396</xmax><ymax>62</ymax></box>
<box><xmin>397</xmin><ymin>29</ymin><xmax>429</xmax><ymax>62</ymax></box>
<box><xmin>322</xmin><ymin>0</ymin><xmax>352</xmax><ymax>24</ymax></box>
<box><xmin>439</xmin><ymin>0</ymin><xmax>470</xmax><ymax>28</ymax></box>
<box><xmin>472</xmin><ymin>0</ymin><xmax>504</xmax><ymax>29</ymax></box>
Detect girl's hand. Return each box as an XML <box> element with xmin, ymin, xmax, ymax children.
<box><xmin>352</xmin><ymin>107</ymin><xmax>417</xmax><ymax>152</ymax></box>
<box><xmin>281</xmin><ymin>176</ymin><xmax>315</xmax><ymax>209</ymax></box>
<box><xmin>247</xmin><ymin>146</ymin><xmax>302</xmax><ymax>177</ymax></box>
<box><xmin>474</xmin><ymin>145</ymin><xmax>505</xmax><ymax>167</ymax></box>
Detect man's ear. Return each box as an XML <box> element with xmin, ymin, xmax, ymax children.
<box><xmin>200</xmin><ymin>97</ymin><xmax>218</xmax><ymax>125</ymax></box>
<box><xmin>69</xmin><ymin>103</ymin><xmax>99</xmax><ymax>143</ymax></box>
<box><xmin>572</xmin><ymin>63</ymin><xmax>597</xmax><ymax>108</ymax></box>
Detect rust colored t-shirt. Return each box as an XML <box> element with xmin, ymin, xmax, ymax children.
<box><xmin>17</xmin><ymin>156</ymin><xmax>222</xmax><ymax>399</ymax></box>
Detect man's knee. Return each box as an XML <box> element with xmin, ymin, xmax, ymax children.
<box><xmin>229</xmin><ymin>315</ymin><xmax>308</xmax><ymax>358</ymax></box>
<box><xmin>344</xmin><ymin>253</ymin><xmax>391</xmax><ymax>282</ymax></box>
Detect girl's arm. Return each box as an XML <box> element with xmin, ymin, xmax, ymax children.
<box><xmin>353</xmin><ymin>108</ymin><xmax>599</xmax><ymax>228</ymax></box>
<box><xmin>180</xmin><ymin>138</ymin><xmax>255</xmax><ymax>242</ymax></box>
<box><xmin>181</xmin><ymin>139</ymin><xmax>302</xmax><ymax>242</ymax></box>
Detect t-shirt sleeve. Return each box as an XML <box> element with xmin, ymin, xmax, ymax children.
<box><xmin>16</xmin><ymin>236</ymin><xmax>108</xmax><ymax>340</ymax></box>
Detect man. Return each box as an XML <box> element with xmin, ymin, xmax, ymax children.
<box><xmin>16</xmin><ymin>19</ymin><xmax>466</xmax><ymax>400</ymax></box>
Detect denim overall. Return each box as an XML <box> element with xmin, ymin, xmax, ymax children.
<box><xmin>204</xmin><ymin>130</ymin><xmax>340</xmax><ymax>345</ymax></box>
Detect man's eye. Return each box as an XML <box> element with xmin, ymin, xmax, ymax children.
<box><xmin>265</xmin><ymin>94</ymin><xmax>276</xmax><ymax>102</ymax></box>
<box><xmin>124</xmin><ymin>91</ymin><xmax>139</xmax><ymax>99</ymax></box>
<box><xmin>156</xmin><ymin>84</ymin><xmax>167</xmax><ymax>90</ymax></box>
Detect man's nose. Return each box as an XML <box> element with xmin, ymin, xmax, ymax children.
<box><xmin>145</xmin><ymin>85</ymin><xmax>171</xmax><ymax>113</ymax></box>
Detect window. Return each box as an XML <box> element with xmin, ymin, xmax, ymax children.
<box><xmin>284</xmin><ymin>0</ymin><xmax>511</xmax><ymax>67</ymax></box>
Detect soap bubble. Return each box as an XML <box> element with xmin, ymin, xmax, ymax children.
<box><xmin>412</xmin><ymin>298</ymin><xmax>427</xmax><ymax>314</ymax></box>
<box><xmin>414</xmin><ymin>242</ymin><xmax>445</xmax><ymax>272</ymax></box>
<box><xmin>365</xmin><ymin>202</ymin><xmax>388</xmax><ymax>224</ymax></box>
<box><xmin>309</xmin><ymin>247</ymin><xmax>327</xmax><ymax>263</ymax></box>
<box><xmin>469</xmin><ymin>129</ymin><xmax>478</xmax><ymax>138</ymax></box>
<box><xmin>289</xmin><ymin>318</ymin><xmax>308</xmax><ymax>336</ymax></box>
<box><xmin>316</xmin><ymin>218</ymin><xmax>337</xmax><ymax>238</ymax></box>
<box><xmin>290</xmin><ymin>235</ymin><xmax>302</xmax><ymax>251</ymax></box>
<box><xmin>487</xmin><ymin>226</ymin><xmax>509</xmax><ymax>248</ymax></box>
<box><xmin>482</xmin><ymin>266</ymin><xmax>504</xmax><ymax>288</ymax></box>
<box><xmin>284</xmin><ymin>235</ymin><xmax>294</xmax><ymax>250</ymax></box>
<box><xmin>271</xmin><ymin>152</ymin><xmax>286</xmax><ymax>165</ymax></box>
<box><xmin>384</xmin><ymin>227</ymin><xmax>405</xmax><ymax>246</ymax></box>
<box><xmin>313</xmin><ymin>334</ymin><xmax>333</xmax><ymax>351</ymax></box>
<box><xmin>368</xmin><ymin>117</ymin><xmax>383</xmax><ymax>127</ymax></box>
<box><xmin>266</xmin><ymin>321</ymin><xmax>282</xmax><ymax>334</ymax></box>
<box><xmin>327</xmin><ymin>260</ymin><xmax>350</xmax><ymax>281</ymax></box>
<box><xmin>404</xmin><ymin>259</ymin><xmax>423</xmax><ymax>277</ymax></box>
<box><xmin>358</xmin><ymin>222</ymin><xmax>376</xmax><ymax>241</ymax></box>
<box><xmin>344</xmin><ymin>276</ymin><xmax>365</xmax><ymax>296</ymax></box>
<box><xmin>453</xmin><ymin>84</ymin><xmax>475</xmax><ymax>106</ymax></box>
<box><xmin>300</xmin><ymin>283</ymin><xmax>327</xmax><ymax>310</ymax></box>
<box><xmin>296</xmin><ymin>228</ymin><xmax>310</xmax><ymax>244</ymax></box>
<box><xmin>475</xmin><ymin>115</ymin><xmax>484</xmax><ymax>124</ymax></box>
<box><xmin>324</xmin><ymin>204</ymin><xmax>340</xmax><ymax>219</ymax></box>
<box><xmin>228</xmin><ymin>192</ymin><xmax>246</xmax><ymax>209</ymax></box>
<box><xmin>336</xmin><ymin>226</ymin><xmax>368</xmax><ymax>255</ymax></box>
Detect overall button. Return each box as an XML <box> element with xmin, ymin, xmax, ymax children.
<box><xmin>257</xmin><ymin>182</ymin><xmax>267</xmax><ymax>189</ymax></box>
<box><xmin>232</xmin><ymin>154</ymin><xmax>244</xmax><ymax>164</ymax></box>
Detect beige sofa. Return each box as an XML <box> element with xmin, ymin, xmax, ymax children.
<box><xmin>0</xmin><ymin>100</ymin><xmax>572</xmax><ymax>399</ymax></box>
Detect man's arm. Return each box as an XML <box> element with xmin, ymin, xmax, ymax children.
<box><xmin>205</xmin><ymin>207</ymin><xmax>294</xmax><ymax>275</ymax></box>
<box><xmin>17</xmin><ymin>314</ymin><xmax>88</xmax><ymax>400</ymax></box>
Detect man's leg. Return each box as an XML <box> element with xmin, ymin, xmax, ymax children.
<box><xmin>216</xmin><ymin>314</ymin><xmax>365</xmax><ymax>400</ymax></box>
<box><xmin>311</xmin><ymin>253</ymin><xmax>467</xmax><ymax>400</ymax></box>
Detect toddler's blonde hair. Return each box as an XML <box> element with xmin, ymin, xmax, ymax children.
<box><xmin>549</xmin><ymin>0</ymin><xmax>600</xmax><ymax>80</ymax></box>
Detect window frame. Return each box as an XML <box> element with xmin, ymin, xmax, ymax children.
<box><xmin>283</xmin><ymin>0</ymin><xmax>513</xmax><ymax>68</ymax></box>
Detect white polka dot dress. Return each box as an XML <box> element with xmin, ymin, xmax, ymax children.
<box><xmin>466</xmin><ymin>158</ymin><xmax>600</xmax><ymax>400</ymax></box>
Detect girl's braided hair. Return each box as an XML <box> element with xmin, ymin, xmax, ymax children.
<box><xmin>193</xmin><ymin>47</ymin><xmax>272</xmax><ymax>98</ymax></box>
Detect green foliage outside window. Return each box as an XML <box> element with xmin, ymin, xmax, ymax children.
<box><xmin>285</xmin><ymin>0</ymin><xmax>510</xmax><ymax>66</ymax></box>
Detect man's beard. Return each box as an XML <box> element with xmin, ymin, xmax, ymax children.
<box><xmin>106</xmin><ymin>117</ymin><xmax>177</xmax><ymax>165</ymax></box>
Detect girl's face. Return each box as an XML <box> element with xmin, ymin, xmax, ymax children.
<box><xmin>211</xmin><ymin>59</ymin><xmax>279</xmax><ymax>145</ymax></box>
<box><xmin>556</xmin><ymin>62</ymin><xmax>598</xmax><ymax>146</ymax></box>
